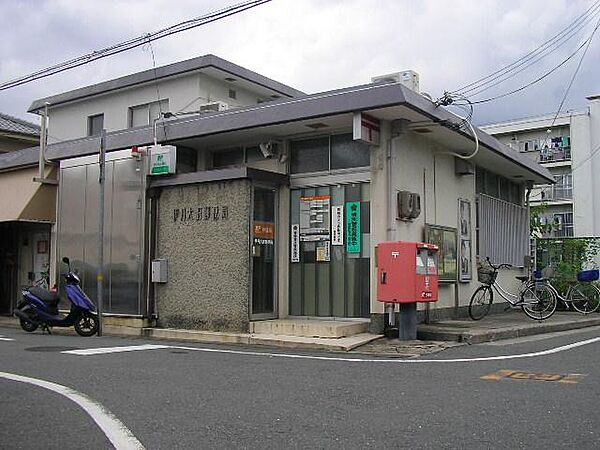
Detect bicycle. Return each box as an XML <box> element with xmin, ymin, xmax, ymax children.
<box><xmin>469</xmin><ymin>258</ymin><xmax>558</xmax><ymax>321</ymax></box>
<box><xmin>542</xmin><ymin>268</ymin><xmax>600</xmax><ymax>315</ymax></box>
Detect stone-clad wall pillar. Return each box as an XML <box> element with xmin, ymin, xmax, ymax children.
<box><xmin>155</xmin><ymin>179</ymin><xmax>251</xmax><ymax>331</ymax></box>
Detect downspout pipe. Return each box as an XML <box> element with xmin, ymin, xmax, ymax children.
<box><xmin>34</xmin><ymin>102</ymin><xmax>57</xmax><ymax>185</ymax></box>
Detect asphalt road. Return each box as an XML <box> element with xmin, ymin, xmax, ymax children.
<box><xmin>1</xmin><ymin>325</ymin><xmax>600</xmax><ymax>450</ymax></box>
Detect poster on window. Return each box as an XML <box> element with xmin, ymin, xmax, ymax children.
<box><xmin>299</xmin><ymin>195</ymin><xmax>330</xmax><ymax>242</ymax></box>
<box><xmin>291</xmin><ymin>224</ymin><xmax>300</xmax><ymax>263</ymax></box>
<box><xmin>331</xmin><ymin>205</ymin><xmax>344</xmax><ymax>245</ymax></box>
<box><xmin>346</xmin><ymin>201</ymin><xmax>361</xmax><ymax>254</ymax></box>
<box><xmin>458</xmin><ymin>199</ymin><xmax>472</xmax><ymax>282</ymax></box>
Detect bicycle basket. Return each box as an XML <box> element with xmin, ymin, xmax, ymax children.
<box><xmin>577</xmin><ymin>269</ymin><xmax>599</xmax><ymax>282</ymax></box>
<box><xmin>477</xmin><ymin>266</ymin><xmax>497</xmax><ymax>284</ymax></box>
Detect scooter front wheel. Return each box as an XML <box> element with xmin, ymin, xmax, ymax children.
<box><xmin>74</xmin><ymin>313</ymin><xmax>98</xmax><ymax>337</ymax></box>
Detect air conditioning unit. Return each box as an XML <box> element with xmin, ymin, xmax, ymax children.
<box><xmin>371</xmin><ymin>70</ymin><xmax>420</xmax><ymax>92</ymax></box>
<box><xmin>199</xmin><ymin>101</ymin><xmax>229</xmax><ymax>113</ymax></box>
<box><xmin>397</xmin><ymin>191</ymin><xmax>421</xmax><ymax>220</ymax></box>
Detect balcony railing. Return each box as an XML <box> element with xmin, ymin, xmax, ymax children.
<box><xmin>538</xmin><ymin>146</ymin><xmax>571</xmax><ymax>163</ymax></box>
<box><xmin>539</xmin><ymin>185</ymin><xmax>573</xmax><ymax>201</ymax></box>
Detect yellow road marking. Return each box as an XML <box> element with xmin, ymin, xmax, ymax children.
<box><xmin>481</xmin><ymin>370</ymin><xmax>587</xmax><ymax>384</ymax></box>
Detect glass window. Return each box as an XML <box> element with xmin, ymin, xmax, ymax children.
<box><xmin>484</xmin><ymin>172</ymin><xmax>499</xmax><ymax>198</ymax></box>
<box><xmin>212</xmin><ymin>148</ymin><xmax>243</xmax><ymax>168</ymax></box>
<box><xmin>246</xmin><ymin>145</ymin><xmax>266</xmax><ymax>163</ymax></box>
<box><xmin>87</xmin><ymin>114</ymin><xmax>104</xmax><ymax>136</ymax></box>
<box><xmin>290</xmin><ymin>137</ymin><xmax>329</xmax><ymax>173</ymax></box>
<box><xmin>330</xmin><ymin>134</ymin><xmax>370</xmax><ymax>170</ymax></box>
<box><xmin>130</xmin><ymin>105</ymin><xmax>148</xmax><ymax>128</ymax></box>
<box><xmin>499</xmin><ymin>177</ymin><xmax>510</xmax><ymax>202</ymax></box>
<box><xmin>129</xmin><ymin>99</ymin><xmax>169</xmax><ymax>128</ymax></box>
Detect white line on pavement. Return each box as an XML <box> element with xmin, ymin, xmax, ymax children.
<box><xmin>0</xmin><ymin>336</ymin><xmax>14</xmax><ymax>341</ymax></box>
<box><xmin>61</xmin><ymin>336</ymin><xmax>600</xmax><ymax>364</ymax></box>
<box><xmin>64</xmin><ymin>344</ymin><xmax>171</xmax><ymax>355</ymax></box>
<box><xmin>0</xmin><ymin>371</ymin><xmax>145</xmax><ymax>450</ymax></box>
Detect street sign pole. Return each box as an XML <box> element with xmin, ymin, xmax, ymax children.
<box><xmin>97</xmin><ymin>129</ymin><xmax>106</xmax><ymax>336</ymax></box>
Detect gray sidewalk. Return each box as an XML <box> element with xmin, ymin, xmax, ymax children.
<box><xmin>417</xmin><ymin>311</ymin><xmax>600</xmax><ymax>344</ymax></box>
<box><xmin>3</xmin><ymin>311</ymin><xmax>600</xmax><ymax>354</ymax></box>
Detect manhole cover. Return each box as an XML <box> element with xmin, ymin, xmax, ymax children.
<box><xmin>25</xmin><ymin>346</ymin><xmax>79</xmax><ymax>352</ymax></box>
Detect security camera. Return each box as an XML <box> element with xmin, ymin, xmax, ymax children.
<box><xmin>259</xmin><ymin>142</ymin><xmax>275</xmax><ymax>159</ymax></box>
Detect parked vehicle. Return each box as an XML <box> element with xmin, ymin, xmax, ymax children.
<box><xmin>469</xmin><ymin>257</ymin><xmax>558</xmax><ymax>321</ymax></box>
<box><xmin>542</xmin><ymin>268</ymin><xmax>600</xmax><ymax>314</ymax></box>
<box><xmin>14</xmin><ymin>257</ymin><xmax>98</xmax><ymax>336</ymax></box>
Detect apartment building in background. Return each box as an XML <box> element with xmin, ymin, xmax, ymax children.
<box><xmin>481</xmin><ymin>95</ymin><xmax>600</xmax><ymax>238</ymax></box>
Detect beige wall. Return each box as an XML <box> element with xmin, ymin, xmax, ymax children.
<box><xmin>155</xmin><ymin>179</ymin><xmax>251</xmax><ymax>331</ymax></box>
<box><xmin>47</xmin><ymin>72</ymin><xmax>269</xmax><ymax>143</ymax></box>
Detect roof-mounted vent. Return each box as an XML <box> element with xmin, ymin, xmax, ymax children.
<box><xmin>199</xmin><ymin>101</ymin><xmax>229</xmax><ymax>113</ymax></box>
<box><xmin>371</xmin><ymin>70</ymin><xmax>420</xmax><ymax>93</ymax></box>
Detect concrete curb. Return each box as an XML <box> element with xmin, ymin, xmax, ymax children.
<box><xmin>418</xmin><ymin>316</ymin><xmax>600</xmax><ymax>344</ymax></box>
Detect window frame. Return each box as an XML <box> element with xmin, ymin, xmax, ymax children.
<box><xmin>289</xmin><ymin>133</ymin><xmax>371</xmax><ymax>176</ymax></box>
<box><xmin>87</xmin><ymin>113</ymin><xmax>104</xmax><ymax>136</ymax></box>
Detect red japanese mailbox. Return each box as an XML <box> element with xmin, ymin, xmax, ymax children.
<box><xmin>376</xmin><ymin>241</ymin><xmax>439</xmax><ymax>303</ymax></box>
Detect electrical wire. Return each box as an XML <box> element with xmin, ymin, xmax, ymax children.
<box><xmin>0</xmin><ymin>0</ymin><xmax>272</xmax><ymax>92</ymax></box>
<box><xmin>454</xmin><ymin>28</ymin><xmax>596</xmax><ymax>105</ymax></box>
<box><xmin>550</xmin><ymin>15</ymin><xmax>600</xmax><ymax>127</ymax></box>
<box><xmin>458</xmin><ymin>7</ymin><xmax>600</xmax><ymax>99</ymax></box>
<box><xmin>452</xmin><ymin>0</ymin><xmax>600</xmax><ymax>95</ymax></box>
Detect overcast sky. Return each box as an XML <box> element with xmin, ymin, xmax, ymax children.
<box><xmin>1</xmin><ymin>0</ymin><xmax>598</xmax><ymax>126</ymax></box>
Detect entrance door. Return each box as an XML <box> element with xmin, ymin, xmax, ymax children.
<box><xmin>251</xmin><ymin>187</ymin><xmax>277</xmax><ymax>319</ymax></box>
<box><xmin>289</xmin><ymin>183</ymin><xmax>371</xmax><ymax>318</ymax></box>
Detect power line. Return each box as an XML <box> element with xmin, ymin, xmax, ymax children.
<box><xmin>550</xmin><ymin>15</ymin><xmax>600</xmax><ymax>126</ymax></box>
<box><xmin>459</xmin><ymin>6</ymin><xmax>600</xmax><ymax>99</ymax></box>
<box><xmin>0</xmin><ymin>0</ymin><xmax>272</xmax><ymax>92</ymax></box>
<box><xmin>452</xmin><ymin>0</ymin><xmax>600</xmax><ymax>95</ymax></box>
<box><xmin>455</xmin><ymin>26</ymin><xmax>597</xmax><ymax>105</ymax></box>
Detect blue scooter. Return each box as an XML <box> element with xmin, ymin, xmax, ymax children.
<box><xmin>14</xmin><ymin>257</ymin><xmax>98</xmax><ymax>337</ymax></box>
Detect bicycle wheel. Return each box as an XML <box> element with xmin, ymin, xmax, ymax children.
<box><xmin>570</xmin><ymin>283</ymin><xmax>600</xmax><ymax>314</ymax></box>
<box><xmin>469</xmin><ymin>285</ymin><xmax>493</xmax><ymax>320</ymax></box>
<box><xmin>521</xmin><ymin>282</ymin><xmax>557</xmax><ymax>320</ymax></box>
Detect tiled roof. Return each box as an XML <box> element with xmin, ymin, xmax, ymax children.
<box><xmin>0</xmin><ymin>112</ymin><xmax>40</xmax><ymax>136</ymax></box>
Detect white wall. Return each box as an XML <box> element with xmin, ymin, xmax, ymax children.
<box><xmin>47</xmin><ymin>72</ymin><xmax>268</xmax><ymax>143</ymax></box>
<box><xmin>370</xmin><ymin>126</ymin><xmax>489</xmax><ymax>314</ymax></box>
<box><xmin>571</xmin><ymin>100</ymin><xmax>600</xmax><ymax>237</ymax></box>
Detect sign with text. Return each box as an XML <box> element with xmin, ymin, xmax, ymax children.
<box><xmin>346</xmin><ymin>201</ymin><xmax>361</xmax><ymax>253</ymax></box>
<box><xmin>353</xmin><ymin>112</ymin><xmax>380</xmax><ymax>145</ymax></box>
<box><xmin>291</xmin><ymin>224</ymin><xmax>300</xmax><ymax>263</ymax></box>
<box><xmin>254</xmin><ymin>222</ymin><xmax>275</xmax><ymax>239</ymax></box>
<box><xmin>331</xmin><ymin>205</ymin><xmax>344</xmax><ymax>246</ymax></box>
<box><xmin>299</xmin><ymin>195</ymin><xmax>330</xmax><ymax>242</ymax></box>
<box><xmin>149</xmin><ymin>145</ymin><xmax>177</xmax><ymax>175</ymax></box>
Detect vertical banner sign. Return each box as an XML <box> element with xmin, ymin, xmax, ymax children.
<box><xmin>331</xmin><ymin>205</ymin><xmax>344</xmax><ymax>245</ymax></box>
<box><xmin>291</xmin><ymin>224</ymin><xmax>300</xmax><ymax>263</ymax></box>
<box><xmin>353</xmin><ymin>112</ymin><xmax>380</xmax><ymax>145</ymax></box>
<box><xmin>346</xmin><ymin>202</ymin><xmax>361</xmax><ymax>253</ymax></box>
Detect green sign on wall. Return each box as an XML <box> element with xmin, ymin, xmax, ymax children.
<box><xmin>346</xmin><ymin>201</ymin><xmax>361</xmax><ymax>253</ymax></box>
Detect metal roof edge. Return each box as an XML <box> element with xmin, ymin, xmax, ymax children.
<box><xmin>15</xmin><ymin>81</ymin><xmax>553</xmax><ymax>184</ymax></box>
<box><xmin>0</xmin><ymin>146</ymin><xmax>42</xmax><ymax>172</ymax></box>
<box><xmin>399</xmin><ymin>89</ymin><xmax>555</xmax><ymax>184</ymax></box>
<box><xmin>28</xmin><ymin>54</ymin><xmax>305</xmax><ymax>112</ymax></box>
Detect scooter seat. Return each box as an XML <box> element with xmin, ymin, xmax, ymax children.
<box><xmin>29</xmin><ymin>286</ymin><xmax>60</xmax><ymax>306</ymax></box>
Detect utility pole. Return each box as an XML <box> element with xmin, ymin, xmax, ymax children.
<box><xmin>97</xmin><ymin>129</ymin><xmax>106</xmax><ymax>336</ymax></box>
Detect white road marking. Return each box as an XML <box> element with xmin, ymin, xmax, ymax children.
<box><xmin>0</xmin><ymin>371</ymin><xmax>145</xmax><ymax>450</ymax></box>
<box><xmin>61</xmin><ymin>336</ymin><xmax>600</xmax><ymax>364</ymax></box>
<box><xmin>64</xmin><ymin>344</ymin><xmax>170</xmax><ymax>356</ymax></box>
<box><xmin>0</xmin><ymin>336</ymin><xmax>14</xmax><ymax>341</ymax></box>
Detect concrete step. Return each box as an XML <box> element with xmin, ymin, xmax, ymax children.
<box><xmin>250</xmin><ymin>319</ymin><xmax>369</xmax><ymax>338</ymax></box>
